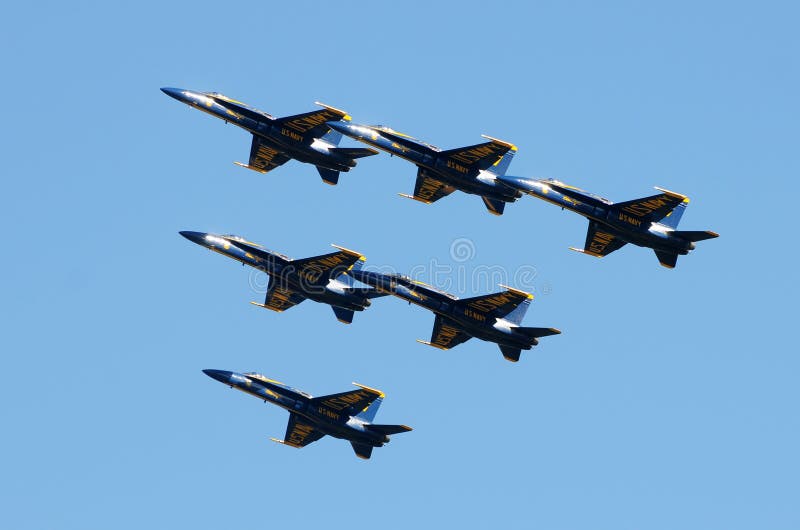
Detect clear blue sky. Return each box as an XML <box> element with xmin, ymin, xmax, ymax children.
<box><xmin>2</xmin><ymin>1</ymin><xmax>798</xmax><ymax>528</ymax></box>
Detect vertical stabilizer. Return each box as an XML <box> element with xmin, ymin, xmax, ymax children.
<box><xmin>660</xmin><ymin>198</ymin><xmax>689</xmax><ymax>229</ymax></box>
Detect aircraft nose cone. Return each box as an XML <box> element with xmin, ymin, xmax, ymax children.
<box><xmin>326</xmin><ymin>121</ymin><xmax>351</xmax><ymax>135</ymax></box>
<box><xmin>179</xmin><ymin>230</ymin><xmax>206</xmax><ymax>244</ymax></box>
<box><xmin>161</xmin><ymin>87</ymin><xmax>186</xmax><ymax>101</ymax></box>
<box><xmin>203</xmin><ymin>369</ymin><xmax>232</xmax><ymax>384</ymax></box>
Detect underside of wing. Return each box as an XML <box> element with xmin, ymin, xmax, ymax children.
<box><xmin>461</xmin><ymin>287</ymin><xmax>532</xmax><ymax>322</ymax></box>
<box><xmin>271</xmin><ymin>413</ymin><xmax>325</xmax><ymax>448</ymax></box>
<box><xmin>615</xmin><ymin>189</ymin><xmax>687</xmax><ymax>223</ymax></box>
<box><xmin>275</xmin><ymin>105</ymin><xmax>350</xmax><ymax>143</ymax></box>
<box><xmin>236</xmin><ymin>135</ymin><xmax>291</xmax><ymax>173</ymax></box>
<box><xmin>288</xmin><ymin>247</ymin><xmax>364</xmax><ymax>287</ymax></box>
<box><xmin>570</xmin><ymin>221</ymin><xmax>627</xmax><ymax>258</ymax></box>
<box><xmin>439</xmin><ymin>139</ymin><xmax>512</xmax><ymax>175</ymax></box>
<box><xmin>310</xmin><ymin>384</ymin><xmax>384</xmax><ymax>416</ymax></box>
<box><xmin>400</xmin><ymin>167</ymin><xmax>456</xmax><ymax>204</ymax></box>
<box><xmin>251</xmin><ymin>276</ymin><xmax>307</xmax><ymax>312</ymax></box>
<box><xmin>418</xmin><ymin>315</ymin><xmax>472</xmax><ymax>350</ymax></box>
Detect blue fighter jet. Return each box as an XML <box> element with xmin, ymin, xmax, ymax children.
<box><xmin>180</xmin><ymin>231</ymin><xmax>385</xmax><ymax>323</ymax></box>
<box><xmin>203</xmin><ymin>369</ymin><xmax>411</xmax><ymax>459</ymax></box>
<box><xmin>348</xmin><ymin>270</ymin><xmax>560</xmax><ymax>362</ymax></box>
<box><xmin>161</xmin><ymin>87</ymin><xmax>378</xmax><ymax>185</ymax></box>
<box><xmin>497</xmin><ymin>177</ymin><xmax>719</xmax><ymax>268</ymax></box>
<box><xmin>327</xmin><ymin>121</ymin><xmax>520</xmax><ymax>214</ymax></box>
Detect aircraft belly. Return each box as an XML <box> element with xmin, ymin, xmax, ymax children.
<box><xmin>308</xmin><ymin>291</ymin><xmax>366</xmax><ymax>311</ymax></box>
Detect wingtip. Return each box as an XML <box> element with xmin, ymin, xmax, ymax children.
<box><xmin>352</xmin><ymin>382</ymin><xmax>385</xmax><ymax>398</ymax></box>
<box><xmin>569</xmin><ymin>247</ymin><xmax>603</xmax><ymax>258</ymax></box>
<box><xmin>498</xmin><ymin>284</ymin><xmax>534</xmax><ymax>299</ymax></box>
<box><xmin>416</xmin><ymin>339</ymin><xmax>449</xmax><ymax>350</ymax></box>
<box><xmin>653</xmin><ymin>186</ymin><xmax>688</xmax><ymax>201</ymax></box>
<box><xmin>330</xmin><ymin>244</ymin><xmax>365</xmax><ymax>259</ymax></box>
<box><xmin>481</xmin><ymin>134</ymin><xmax>518</xmax><ymax>151</ymax></box>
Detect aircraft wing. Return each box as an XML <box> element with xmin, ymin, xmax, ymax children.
<box><xmin>272</xmin><ymin>413</ymin><xmax>325</xmax><ymax>448</ymax></box>
<box><xmin>570</xmin><ymin>221</ymin><xmax>627</xmax><ymax>258</ymax></box>
<box><xmin>615</xmin><ymin>188</ymin><xmax>688</xmax><ymax>223</ymax></box>
<box><xmin>461</xmin><ymin>287</ymin><xmax>532</xmax><ymax>321</ymax></box>
<box><xmin>236</xmin><ymin>135</ymin><xmax>292</xmax><ymax>173</ymax></box>
<box><xmin>418</xmin><ymin>315</ymin><xmax>472</xmax><ymax>350</ymax></box>
<box><xmin>275</xmin><ymin>104</ymin><xmax>350</xmax><ymax>143</ymax></box>
<box><xmin>251</xmin><ymin>276</ymin><xmax>307</xmax><ymax>312</ymax></box>
<box><xmin>309</xmin><ymin>384</ymin><xmax>384</xmax><ymax>416</ymax></box>
<box><xmin>400</xmin><ymin>168</ymin><xmax>456</xmax><ymax>204</ymax></box>
<box><xmin>439</xmin><ymin>139</ymin><xmax>513</xmax><ymax>176</ymax></box>
<box><xmin>289</xmin><ymin>246</ymin><xmax>365</xmax><ymax>287</ymax></box>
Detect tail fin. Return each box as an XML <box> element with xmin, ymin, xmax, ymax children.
<box><xmin>365</xmin><ymin>424</ymin><xmax>413</xmax><ymax>436</ymax></box>
<box><xmin>317</xmin><ymin>166</ymin><xmax>340</xmax><ymax>185</ymax></box>
<box><xmin>356</xmin><ymin>395</ymin><xmax>383</xmax><ymax>422</ymax></box>
<box><xmin>486</xmin><ymin>148</ymin><xmax>516</xmax><ymax>177</ymax></box>
<box><xmin>320</xmin><ymin>127</ymin><xmax>343</xmax><ymax>146</ymax></box>
<box><xmin>337</xmin><ymin>255</ymin><xmax>365</xmax><ymax>287</ymax></box>
<box><xmin>499</xmin><ymin>285</ymin><xmax>532</xmax><ymax>325</ymax></box>
<box><xmin>660</xmin><ymin>199</ymin><xmax>688</xmax><ymax>228</ymax></box>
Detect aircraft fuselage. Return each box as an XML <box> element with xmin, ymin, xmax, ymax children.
<box><xmin>505</xmin><ymin>178</ymin><xmax>696</xmax><ymax>255</ymax></box>
<box><xmin>329</xmin><ymin>123</ymin><xmax>519</xmax><ymax>203</ymax></box>
<box><xmin>203</xmin><ymin>370</ymin><xmax>389</xmax><ymax>447</ymax></box>
<box><xmin>353</xmin><ymin>272</ymin><xmax>537</xmax><ymax>350</ymax></box>
<box><xmin>181</xmin><ymin>231</ymin><xmax>371</xmax><ymax>311</ymax></box>
<box><xmin>162</xmin><ymin>88</ymin><xmax>358</xmax><ymax>172</ymax></box>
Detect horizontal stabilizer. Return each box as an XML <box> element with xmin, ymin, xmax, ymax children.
<box><xmin>329</xmin><ymin>147</ymin><xmax>379</xmax><ymax>159</ymax></box>
<box><xmin>351</xmin><ymin>441</ymin><xmax>374</xmax><ymax>460</ymax></box>
<box><xmin>481</xmin><ymin>196</ymin><xmax>506</xmax><ymax>216</ymax></box>
<box><xmin>499</xmin><ymin>345</ymin><xmax>522</xmax><ymax>362</ymax></box>
<box><xmin>365</xmin><ymin>424</ymin><xmax>413</xmax><ymax>436</ymax></box>
<box><xmin>331</xmin><ymin>306</ymin><xmax>354</xmax><ymax>324</ymax></box>
<box><xmin>514</xmin><ymin>326</ymin><xmax>562</xmax><ymax>338</ymax></box>
<box><xmin>654</xmin><ymin>249</ymin><xmax>679</xmax><ymax>269</ymax></box>
<box><xmin>316</xmin><ymin>166</ymin><xmax>340</xmax><ymax>185</ymax></box>
<box><xmin>671</xmin><ymin>230</ymin><xmax>719</xmax><ymax>242</ymax></box>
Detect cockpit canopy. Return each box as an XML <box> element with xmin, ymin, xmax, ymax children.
<box><xmin>245</xmin><ymin>373</ymin><xmax>312</xmax><ymax>398</ymax></box>
<box><xmin>371</xmin><ymin>125</ymin><xmax>441</xmax><ymax>152</ymax></box>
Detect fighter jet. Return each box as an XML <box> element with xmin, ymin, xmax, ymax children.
<box><xmin>348</xmin><ymin>270</ymin><xmax>560</xmax><ymax>362</ymax></box>
<box><xmin>161</xmin><ymin>87</ymin><xmax>378</xmax><ymax>185</ymax></box>
<box><xmin>497</xmin><ymin>176</ymin><xmax>719</xmax><ymax>268</ymax></box>
<box><xmin>203</xmin><ymin>369</ymin><xmax>411</xmax><ymax>459</ymax></box>
<box><xmin>327</xmin><ymin>121</ymin><xmax>521</xmax><ymax>215</ymax></box>
<box><xmin>180</xmin><ymin>231</ymin><xmax>385</xmax><ymax>323</ymax></box>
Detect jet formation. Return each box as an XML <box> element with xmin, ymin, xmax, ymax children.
<box><xmin>498</xmin><ymin>177</ymin><xmax>719</xmax><ymax>268</ymax></box>
<box><xmin>203</xmin><ymin>369</ymin><xmax>411</xmax><ymax>459</ymax></box>
<box><xmin>180</xmin><ymin>231</ymin><xmax>385</xmax><ymax>324</ymax></box>
<box><xmin>349</xmin><ymin>270</ymin><xmax>560</xmax><ymax>362</ymax></box>
<box><xmin>328</xmin><ymin>121</ymin><xmax>520</xmax><ymax>215</ymax></box>
<box><xmin>161</xmin><ymin>87</ymin><xmax>378</xmax><ymax>185</ymax></box>
<box><xmin>166</xmin><ymin>89</ymin><xmax>720</xmax><ymax>460</ymax></box>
